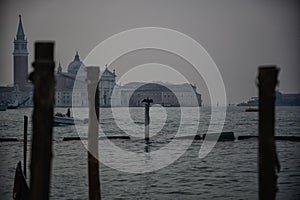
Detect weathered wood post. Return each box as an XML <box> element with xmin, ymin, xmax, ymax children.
<box><xmin>86</xmin><ymin>66</ymin><xmax>101</xmax><ymax>200</ymax></box>
<box><xmin>142</xmin><ymin>98</ymin><xmax>153</xmax><ymax>142</ymax></box>
<box><xmin>23</xmin><ymin>115</ymin><xmax>28</xmax><ymax>178</ymax></box>
<box><xmin>258</xmin><ymin>66</ymin><xmax>280</xmax><ymax>200</ymax></box>
<box><xmin>29</xmin><ymin>42</ymin><xmax>55</xmax><ymax>200</ymax></box>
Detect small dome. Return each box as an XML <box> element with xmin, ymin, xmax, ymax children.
<box><xmin>67</xmin><ymin>51</ymin><xmax>85</xmax><ymax>74</ymax></box>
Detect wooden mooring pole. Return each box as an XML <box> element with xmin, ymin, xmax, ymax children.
<box><xmin>23</xmin><ymin>115</ymin><xmax>28</xmax><ymax>178</ymax></box>
<box><xmin>142</xmin><ymin>98</ymin><xmax>153</xmax><ymax>142</ymax></box>
<box><xmin>258</xmin><ymin>66</ymin><xmax>280</xmax><ymax>200</ymax></box>
<box><xmin>29</xmin><ymin>42</ymin><xmax>55</xmax><ymax>200</ymax></box>
<box><xmin>86</xmin><ymin>66</ymin><xmax>101</xmax><ymax>200</ymax></box>
<box><xmin>145</xmin><ymin>104</ymin><xmax>150</xmax><ymax>141</ymax></box>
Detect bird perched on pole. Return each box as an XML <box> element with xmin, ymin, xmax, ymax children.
<box><xmin>142</xmin><ymin>97</ymin><xmax>153</xmax><ymax>104</ymax></box>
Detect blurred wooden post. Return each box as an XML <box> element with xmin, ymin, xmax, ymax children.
<box><xmin>86</xmin><ymin>66</ymin><xmax>101</xmax><ymax>200</ymax></box>
<box><xmin>23</xmin><ymin>115</ymin><xmax>28</xmax><ymax>178</ymax></box>
<box><xmin>258</xmin><ymin>66</ymin><xmax>279</xmax><ymax>200</ymax></box>
<box><xmin>29</xmin><ymin>42</ymin><xmax>55</xmax><ymax>200</ymax></box>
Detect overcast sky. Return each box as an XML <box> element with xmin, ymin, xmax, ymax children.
<box><xmin>0</xmin><ymin>0</ymin><xmax>299</xmax><ymax>104</ymax></box>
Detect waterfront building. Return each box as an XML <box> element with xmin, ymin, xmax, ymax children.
<box><xmin>275</xmin><ymin>91</ymin><xmax>300</xmax><ymax>106</ymax></box>
<box><xmin>0</xmin><ymin>15</ymin><xmax>202</xmax><ymax>108</ymax></box>
<box><xmin>112</xmin><ymin>82</ymin><xmax>202</xmax><ymax>107</ymax></box>
<box><xmin>237</xmin><ymin>91</ymin><xmax>300</xmax><ymax>106</ymax></box>
<box><xmin>99</xmin><ymin>67</ymin><xmax>117</xmax><ymax>107</ymax></box>
<box><xmin>54</xmin><ymin>54</ymin><xmax>117</xmax><ymax>107</ymax></box>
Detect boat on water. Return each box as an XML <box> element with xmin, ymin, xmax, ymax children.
<box><xmin>13</xmin><ymin>161</ymin><xmax>30</xmax><ymax>200</ymax></box>
<box><xmin>53</xmin><ymin>111</ymin><xmax>87</xmax><ymax>126</ymax></box>
<box><xmin>237</xmin><ymin>97</ymin><xmax>259</xmax><ymax>106</ymax></box>
<box><xmin>0</xmin><ymin>104</ymin><xmax>7</xmax><ymax>111</ymax></box>
<box><xmin>53</xmin><ymin>113</ymin><xmax>75</xmax><ymax>126</ymax></box>
<box><xmin>245</xmin><ymin>107</ymin><xmax>259</xmax><ymax>112</ymax></box>
<box><xmin>8</xmin><ymin>99</ymin><xmax>19</xmax><ymax>109</ymax></box>
<box><xmin>7</xmin><ymin>97</ymin><xmax>30</xmax><ymax>109</ymax></box>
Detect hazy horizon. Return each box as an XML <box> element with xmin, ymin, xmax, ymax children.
<box><xmin>1</xmin><ymin>0</ymin><xmax>299</xmax><ymax>104</ymax></box>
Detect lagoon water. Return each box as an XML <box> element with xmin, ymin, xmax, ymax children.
<box><xmin>0</xmin><ymin>106</ymin><xmax>299</xmax><ymax>199</ymax></box>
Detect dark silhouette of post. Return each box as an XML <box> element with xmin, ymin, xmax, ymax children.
<box><xmin>258</xmin><ymin>66</ymin><xmax>280</xmax><ymax>200</ymax></box>
<box><xmin>29</xmin><ymin>42</ymin><xmax>55</xmax><ymax>200</ymax></box>
<box><xmin>142</xmin><ymin>98</ymin><xmax>153</xmax><ymax>142</ymax></box>
<box><xmin>86</xmin><ymin>66</ymin><xmax>101</xmax><ymax>200</ymax></box>
<box><xmin>23</xmin><ymin>115</ymin><xmax>28</xmax><ymax>178</ymax></box>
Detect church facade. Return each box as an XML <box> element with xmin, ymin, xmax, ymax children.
<box><xmin>54</xmin><ymin>53</ymin><xmax>117</xmax><ymax>107</ymax></box>
<box><xmin>0</xmin><ymin>15</ymin><xmax>202</xmax><ymax>108</ymax></box>
<box><xmin>0</xmin><ymin>15</ymin><xmax>117</xmax><ymax>108</ymax></box>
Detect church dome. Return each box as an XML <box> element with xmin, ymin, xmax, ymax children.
<box><xmin>67</xmin><ymin>51</ymin><xmax>85</xmax><ymax>74</ymax></box>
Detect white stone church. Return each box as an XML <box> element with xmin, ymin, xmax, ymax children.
<box><xmin>0</xmin><ymin>15</ymin><xmax>202</xmax><ymax>108</ymax></box>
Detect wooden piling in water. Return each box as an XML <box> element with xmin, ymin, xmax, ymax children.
<box><xmin>23</xmin><ymin>115</ymin><xmax>28</xmax><ymax>178</ymax></box>
<box><xmin>258</xmin><ymin>66</ymin><xmax>280</xmax><ymax>200</ymax></box>
<box><xmin>145</xmin><ymin>104</ymin><xmax>150</xmax><ymax>141</ymax></box>
<box><xmin>29</xmin><ymin>42</ymin><xmax>55</xmax><ymax>200</ymax></box>
<box><xmin>86</xmin><ymin>66</ymin><xmax>101</xmax><ymax>200</ymax></box>
<box><xmin>142</xmin><ymin>98</ymin><xmax>153</xmax><ymax>142</ymax></box>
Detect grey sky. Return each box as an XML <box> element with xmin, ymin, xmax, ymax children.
<box><xmin>0</xmin><ymin>0</ymin><xmax>299</xmax><ymax>104</ymax></box>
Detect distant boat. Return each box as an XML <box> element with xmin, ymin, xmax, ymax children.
<box><xmin>8</xmin><ymin>99</ymin><xmax>19</xmax><ymax>109</ymax></box>
<box><xmin>7</xmin><ymin>97</ymin><xmax>30</xmax><ymax>109</ymax></box>
<box><xmin>0</xmin><ymin>104</ymin><xmax>7</xmax><ymax>111</ymax></box>
<box><xmin>53</xmin><ymin>113</ymin><xmax>75</xmax><ymax>126</ymax></box>
<box><xmin>245</xmin><ymin>107</ymin><xmax>259</xmax><ymax>112</ymax></box>
<box><xmin>237</xmin><ymin>97</ymin><xmax>259</xmax><ymax>106</ymax></box>
<box><xmin>54</xmin><ymin>108</ymin><xmax>88</xmax><ymax>126</ymax></box>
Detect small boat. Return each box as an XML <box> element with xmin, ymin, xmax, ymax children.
<box><xmin>8</xmin><ymin>99</ymin><xmax>19</xmax><ymax>109</ymax></box>
<box><xmin>13</xmin><ymin>161</ymin><xmax>30</xmax><ymax>200</ymax></box>
<box><xmin>8</xmin><ymin>97</ymin><xmax>30</xmax><ymax>109</ymax></box>
<box><xmin>245</xmin><ymin>107</ymin><xmax>259</xmax><ymax>112</ymax></box>
<box><xmin>53</xmin><ymin>113</ymin><xmax>75</xmax><ymax>126</ymax></box>
<box><xmin>0</xmin><ymin>104</ymin><xmax>7</xmax><ymax>111</ymax></box>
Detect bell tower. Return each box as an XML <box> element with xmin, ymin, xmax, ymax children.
<box><xmin>13</xmin><ymin>15</ymin><xmax>29</xmax><ymax>88</ymax></box>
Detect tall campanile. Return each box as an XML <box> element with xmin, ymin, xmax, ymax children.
<box><xmin>13</xmin><ymin>15</ymin><xmax>28</xmax><ymax>88</ymax></box>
